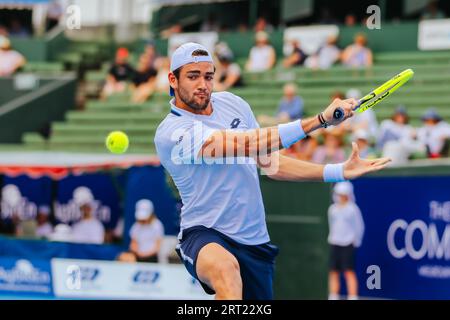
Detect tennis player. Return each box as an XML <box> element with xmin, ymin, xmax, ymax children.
<box><xmin>154</xmin><ymin>42</ymin><xmax>390</xmax><ymax>300</ymax></box>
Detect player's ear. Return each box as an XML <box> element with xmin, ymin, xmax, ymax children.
<box><xmin>168</xmin><ymin>72</ymin><xmax>178</xmax><ymax>90</ymax></box>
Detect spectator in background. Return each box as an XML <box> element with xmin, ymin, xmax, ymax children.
<box><xmin>35</xmin><ymin>205</ymin><xmax>54</xmax><ymax>239</ymax></box>
<box><xmin>0</xmin><ymin>25</ymin><xmax>8</xmax><ymax>36</ymax></box>
<box><xmin>281</xmin><ymin>135</ymin><xmax>318</xmax><ymax>161</ymax></box>
<box><xmin>101</xmin><ymin>47</ymin><xmax>135</xmax><ymax>100</ymax></box>
<box><xmin>341</xmin><ymin>33</ymin><xmax>373</xmax><ymax>68</ymax></box>
<box><xmin>117</xmin><ymin>251</ymin><xmax>137</xmax><ymax>263</ymax></box>
<box><xmin>214</xmin><ymin>42</ymin><xmax>243</xmax><ymax>91</ymax></box>
<box><xmin>9</xmin><ymin>18</ymin><xmax>30</xmax><ymax>38</ymax></box>
<box><xmin>283</xmin><ymin>39</ymin><xmax>308</xmax><ymax>68</ymax></box>
<box><xmin>245</xmin><ymin>31</ymin><xmax>276</xmax><ymax>72</ymax></box>
<box><xmin>200</xmin><ymin>13</ymin><xmax>220</xmax><ymax>32</ymax></box>
<box><xmin>0</xmin><ymin>36</ymin><xmax>26</xmax><ymax>77</ymax></box>
<box><xmin>142</xmin><ymin>40</ymin><xmax>158</xmax><ymax>70</ymax></box>
<box><xmin>237</xmin><ymin>21</ymin><xmax>248</xmax><ymax>33</ymax></box>
<box><xmin>319</xmin><ymin>7</ymin><xmax>339</xmax><ymax>25</ymax></box>
<box><xmin>129</xmin><ymin>199</ymin><xmax>164</xmax><ymax>263</ymax></box>
<box><xmin>71</xmin><ymin>187</ymin><xmax>105</xmax><ymax>244</ymax></box>
<box><xmin>257</xmin><ymin>83</ymin><xmax>304</xmax><ymax>126</ymax></box>
<box><xmin>344</xmin><ymin>14</ymin><xmax>357</xmax><ymax>27</ymax></box>
<box><xmin>343</xmin><ymin>88</ymin><xmax>378</xmax><ymax>139</ymax></box>
<box><xmin>153</xmin><ymin>57</ymin><xmax>170</xmax><ymax>94</ymax></box>
<box><xmin>328</xmin><ymin>182</ymin><xmax>364</xmax><ymax>300</ymax></box>
<box><xmin>46</xmin><ymin>0</ymin><xmax>63</xmax><ymax>31</ymax></box>
<box><xmin>421</xmin><ymin>0</ymin><xmax>446</xmax><ymax>20</ymax></box>
<box><xmin>130</xmin><ymin>55</ymin><xmax>157</xmax><ymax>103</ymax></box>
<box><xmin>48</xmin><ymin>224</ymin><xmax>72</xmax><ymax>242</ymax></box>
<box><xmin>312</xmin><ymin>129</ymin><xmax>346</xmax><ymax>164</ymax></box>
<box><xmin>377</xmin><ymin>106</ymin><xmax>425</xmax><ymax>164</ymax></box>
<box><xmin>276</xmin><ymin>83</ymin><xmax>304</xmax><ymax>121</ymax></box>
<box><xmin>305</xmin><ymin>35</ymin><xmax>340</xmax><ymax>70</ymax></box>
<box><xmin>253</xmin><ymin>17</ymin><xmax>274</xmax><ymax>33</ymax></box>
<box><xmin>353</xmin><ymin>129</ymin><xmax>377</xmax><ymax>159</ymax></box>
<box><xmin>417</xmin><ymin>108</ymin><xmax>450</xmax><ymax>158</ymax></box>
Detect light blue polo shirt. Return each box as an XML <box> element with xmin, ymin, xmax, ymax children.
<box><xmin>154</xmin><ymin>91</ymin><xmax>270</xmax><ymax>245</ymax></box>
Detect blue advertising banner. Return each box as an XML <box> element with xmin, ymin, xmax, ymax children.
<box><xmin>123</xmin><ymin>166</ymin><xmax>179</xmax><ymax>245</ymax></box>
<box><xmin>0</xmin><ymin>257</ymin><xmax>53</xmax><ymax>298</ymax></box>
<box><xmin>56</xmin><ymin>173</ymin><xmax>123</xmax><ymax>229</ymax></box>
<box><xmin>353</xmin><ymin>176</ymin><xmax>450</xmax><ymax>299</ymax></box>
<box><xmin>0</xmin><ymin>165</ymin><xmax>179</xmax><ymax>261</ymax></box>
<box><xmin>1</xmin><ymin>175</ymin><xmax>53</xmax><ymax>222</ymax></box>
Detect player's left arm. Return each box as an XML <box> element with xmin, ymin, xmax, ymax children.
<box><xmin>257</xmin><ymin>142</ymin><xmax>391</xmax><ymax>181</ymax></box>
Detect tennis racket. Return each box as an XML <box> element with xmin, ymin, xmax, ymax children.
<box><xmin>333</xmin><ymin>68</ymin><xmax>415</xmax><ymax>120</ymax></box>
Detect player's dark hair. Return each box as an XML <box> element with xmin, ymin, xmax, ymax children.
<box><xmin>172</xmin><ymin>49</ymin><xmax>211</xmax><ymax>79</ymax></box>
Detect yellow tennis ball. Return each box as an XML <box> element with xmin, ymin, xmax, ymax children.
<box><xmin>106</xmin><ymin>131</ymin><xmax>129</xmax><ymax>154</ymax></box>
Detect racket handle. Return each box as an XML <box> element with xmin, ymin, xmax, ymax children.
<box><xmin>333</xmin><ymin>107</ymin><xmax>344</xmax><ymax>120</ymax></box>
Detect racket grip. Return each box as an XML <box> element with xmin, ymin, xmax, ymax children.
<box><xmin>333</xmin><ymin>107</ymin><xmax>344</xmax><ymax>120</ymax></box>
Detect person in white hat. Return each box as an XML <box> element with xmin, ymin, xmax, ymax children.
<box><xmin>353</xmin><ymin>129</ymin><xmax>377</xmax><ymax>159</ymax></box>
<box><xmin>129</xmin><ymin>199</ymin><xmax>164</xmax><ymax>263</ymax></box>
<box><xmin>245</xmin><ymin>31</ymin><xmax>276</xmax><ymax>72</ymax></box>
<box><xmin>35</xmin><ymin>205</ymin><xmax>54</xmax><ymax>239</ymax></box>
<box><xmin>0</xmin><ymin>36</ymin><xmax>26</xmax><ymax>77</ymax></box>
<box><xmin>48</xmin><ymin>224</ymin><xmax>73</xmax><ymax>242</ymax></box>
<box><xmin>327</xmin><ymin>181</ymin><xmax>365</xmax><ymax>300</ymax></box>
<box><xmin>344</xmin><ymin>88</ymin><xmax>379</xmax><ymax>139</ymax></box>
<box><xmin>154</xmin><ymin>42</ymin><xmax>389</xmax><ymax>300</ymax></box>
<box><xmin>71</xmin><ymin>187</ymin><xmax>105</xmax><ymax>244</ymax></box>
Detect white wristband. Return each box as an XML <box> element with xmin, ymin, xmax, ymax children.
<box><xmin>323</xmin><ymin>163</ymin><xmax>346</xmax><ymax>182</ymax></box>
<box><xmin>278</xmin><ymin>120</ymin><xmax>306</xmax><ymax>148</ymax></box>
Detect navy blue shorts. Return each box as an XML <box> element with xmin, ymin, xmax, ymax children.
<box><xmin>329</xmin><ymin>244</ymin><xmax>355</xmax><ymax>272</ymax></box>
<box><xmin>176</xmin><ymin>226</ymin><xmax>279</xmax><ymax>300</ymax></box>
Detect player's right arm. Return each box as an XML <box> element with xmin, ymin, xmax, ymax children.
<box><xmin>199</xmin><ymin>98</ymin><xmax>357</xmax><ymax>159</ymax></box>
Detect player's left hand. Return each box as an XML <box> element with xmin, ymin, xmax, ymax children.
<box><xmin>343</xmin><ymin>142</ymin><xmax>391</xmax><ymax>180</ymax></box>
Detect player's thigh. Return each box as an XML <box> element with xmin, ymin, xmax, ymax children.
<box><xmin>196</xmin><ymin>242</ymin><xmax>241</xmax><ymax>285</ymax></box>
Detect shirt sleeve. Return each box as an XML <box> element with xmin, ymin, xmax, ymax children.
<box><xmin>156</xmin><ymin>220</ymin><xmax>165</xmax><ymax>237</ymax></box>
<box><xmin>129</xmin><ymin>223</ymin><xmax>137</xmax><ymax>239</ymax></box>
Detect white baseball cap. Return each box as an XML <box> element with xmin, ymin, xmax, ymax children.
<box><xmin>346</xmin><ymin>88</ymin><xmax>361</xmax><ymax>99</ymax></box>
<box><xmin>38</xmin><ymin>205</ymin><xmax>51</xmax><ymax>216</ymax></box>
<box><xmin>334</xmin><ymin>181</ymin><xmax>354</xmax><ymax>196</ymax></box>
<box><xmin>73</xmin><ymin>186</ymin><xmax>94</xmax><ymax>207</ymax></box>
<box><xmin>169</xmin><ymin>42</ymin><xmax>214</xmax><ymax>96</ymax></box>
<box><xmin>135</xmin><ymin>199</ymin><xmax>154</xmax><ymax>220</ymax></box>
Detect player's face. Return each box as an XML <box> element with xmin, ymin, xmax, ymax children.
<box><xmin>175</xmin><ymin>62</ymin><xmax>215</xmax><ymax>111</ymax></box>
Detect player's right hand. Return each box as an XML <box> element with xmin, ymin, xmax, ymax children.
<box><xmin>322</xmin><ymin>98</ymin><xmax>358</xmax><ymax>126</ymax></box>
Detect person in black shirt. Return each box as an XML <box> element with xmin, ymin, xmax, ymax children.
<box><xmin>283</xmin><ymin>39</ymin><xmax>308</xmax><ymax>68</ymax></box>
<box><xmin>131</xmin><ymin>55</ymin><xmax>158</xmax><ymax>103</ymax></box>
<box><xmin>101</xmin><ymin>47</ymin><xmax>135</xmax><ymax>100</ymax></box>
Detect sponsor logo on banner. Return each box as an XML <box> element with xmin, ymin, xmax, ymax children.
<box><xmin>52</xmin><ymin>258</ymin><xmax>212</xmax><ymax>299</ymax></box>
<box><xmin>418</xmin><ymin>19</ymin><xmax>450</xmax><ymax>50</ymax></box>
<box><xmin>1</xmin><ymin>184</ymin><xmax>37</xmax><ymax>221</ymax></box>
<box><xmin>54</xmin><ymin>186</ymin><xmax>111</xmax><ymax>225</ymax></box>
<box><xmin>0</xmin><ymin>258</ymin><xmax>53</xmax><ymax>296</ymax></box>
<box><xmin>354</xmin><ymin>177</ymin><xmax>450</xmax><ymax>299</ymax></box>
<box><xmin>387</xmin><ymin>200</ymin><xmax>450</xmax><ymax>279</ymax></box>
